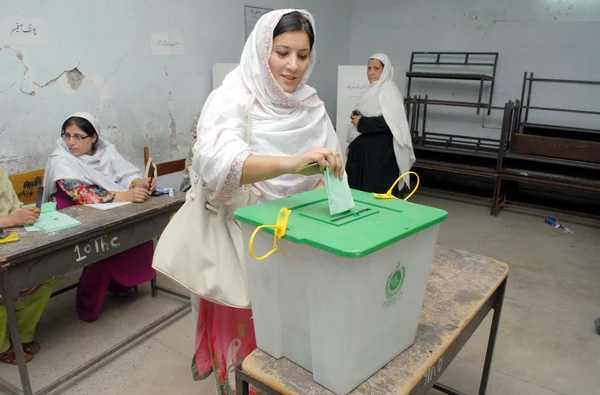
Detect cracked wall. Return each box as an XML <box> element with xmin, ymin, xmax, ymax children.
<box><xmin>0</xmin><ymin>0</ymin><xmax>351</xmax><ymax>174</ymax></box>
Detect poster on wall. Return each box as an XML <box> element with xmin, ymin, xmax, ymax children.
<box><xmin>0</xmin><ymin>16</ymin><xmax>49</xmax><ymax>45</ymax></box>
<box><xmin>245</xmin><ymin>5</ymin><xmax>272</xmax><ymax>41</ymax></box>
<box><xmin>150</xmin><ymin>31</ymin><xmax>185</xmax><ymax>56</ymax></box>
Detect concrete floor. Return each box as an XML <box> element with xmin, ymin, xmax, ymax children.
<box><xmin>0</xmin><ymin>196</ymin><xmax>598</xmax><ymax>395</ymax></box>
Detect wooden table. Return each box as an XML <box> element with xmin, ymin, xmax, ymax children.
<box><xmin>236</xmin><ymin>246</ymin><xmax>509</xmax><ymax>395</ymax></box>
<box><xmin>0</xmin><ymin>194</ymin><xmax>187</xmax><ymax>395</ymax></box>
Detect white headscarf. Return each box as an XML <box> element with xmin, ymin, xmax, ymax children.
<box><xmin>193</xmin><ymin>9</ymin><xmax>341</xmax><ymax>202</ymax></box>
<box><xmin>43</xmin><ymin>112</ymin><xmax>142</xmax><ymax>202</ymax></box>
<box><xmin>349</xmin><ymin>53</ymin><xmax>415</xmax><ymax>187</ymax></box>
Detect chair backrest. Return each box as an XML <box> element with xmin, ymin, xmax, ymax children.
<box><xmin>143</xmin><ymin>146</ymin><xmax>186</xmax><ymax>177</ymax></box>
<box><xmin>9</xmin><ymin>169</ymin><xmax>45</xmax><ymax>205</ymax></box>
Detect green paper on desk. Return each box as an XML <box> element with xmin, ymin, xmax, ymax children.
<box><xmin>24</xmin><ymin>206</ymin><xmax>81</xmax><ymax>233</ymax></box>
<box><xmin>24</xmin><ymin>202</ymin><xmax>57</xmax><ymax>213</ymax></box>
<box><xmin>323</xmin><ymin>166</ymin><xmax>355</xmax><ymax>216</ymax></box>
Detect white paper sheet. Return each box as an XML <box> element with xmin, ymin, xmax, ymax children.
<box><xmin>85</xmin><ymin>202</ymin><xmax>132</xmax><ymax>210</ymax></box>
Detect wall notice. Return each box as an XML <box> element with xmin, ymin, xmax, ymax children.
<box><xmin>245</xmin><ymin>5</ymin><xmax>272</xmax><ymax>41</ymax></box>
<box><xmin>0</xmin><ymin>16</ymin><xmax>49</xmax><ymax>45</ymax></box>
<box><xmin>150</xmin><ymin>31</ymin><xmax>185</xmax><ymax>56</ymax></box>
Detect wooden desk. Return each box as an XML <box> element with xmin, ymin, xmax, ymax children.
<box><xmin>236</xmin><ymin>246</ymin><xmax>509</xmax><ymax>395</ymax></box>
<box><xmin>0</xmin><ymin>195</ymin><xmax>187</xmax><ymax>395</ymax></box>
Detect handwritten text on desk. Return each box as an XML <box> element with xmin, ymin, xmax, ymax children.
<box><xmin>74</xmin><ymin>235</ymin><xmax>121</xmax><ymax>262</ymax></box>
<box><xmin>0</xmin><ymin>17</ymin><xmax>49</xmax><ymax>45</ymax></box>
<box><xmin>424</xmin><ymin>356</ymin><xmax>444</xmax><ymax>387</ymax></box>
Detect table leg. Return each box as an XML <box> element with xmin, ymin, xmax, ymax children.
<box><xmin>433</xmin><ymin>382</ymin><xmax>467</xmax><ymax>395</ymax></box>
<box><xmin>151</xmin><ymin>278</ymin><xmax>157</xmax><ymax>298</ymax></box>
<box><xmin>1</xmin><ymin>270</ymin><xmax>34</xmax><ymax>395</ymax></box>
<box><xmin>235</xmin><ymin>370</ymin><xmax>249</xmax><ymax>395</ymax></box>
<box><xmin>235</xmin><ymin>364</ymin><xmax>282</xmax><ymax>395</ymax></box>
<box><xmin>478</xmin><ymin>278</ymin><xmax>506</xmax><ymax>395</ymax></box>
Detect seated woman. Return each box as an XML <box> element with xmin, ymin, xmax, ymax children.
<box><xmin>0</xmin><ymin>168</ymin><xmax>60</xmax><ymax>364</ymax></box>
<box><xmin>42</xmin><ymin>112</ymin><xmax>156</xmax><ymax>322</ymax></box>
<box><xmin>345</xmin><ymin>53</ymin><xmax>415</xmax><ymax>196</ymax></box>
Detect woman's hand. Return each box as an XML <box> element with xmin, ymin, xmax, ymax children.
<box><xmin>114</xmin><ymin>188</ymin><xmax>151</xmax><ymax>203</ymax></box>
<box><xmin>283</xmin><ymin>147</ymin><xmax>344</xmax><ymax>180</ymax></box>
<box><xmin>351</xmin><ymin>115</ymin><xmax>361</xmax><ymax>127</ymax></box>
<box><xmin>241</xmin><ymin>148</ymin><xmax>344</xmax><ymax>185</ymax></box>
<box><xmin>314</xmin><ymin>179</ymin><xmax>325</xmax><ymax>190</ymax></box>
<box><xmin>134</xmin><ymin>178</ymin><xmax>157</xmax><ymax>191</ymax></box>
<box><xmin>5</xmin><ymin>207</ymin><xmax>40</xmax><ymax>227</ymax></box>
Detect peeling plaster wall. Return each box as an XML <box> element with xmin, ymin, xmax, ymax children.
<box><xmin>0</xmin><ymin>0</ymin><xmax>350</xmax><ymax>174</ymax></box>
<box><xmin>349</xmin><ymin>0</ymin><xmax>600</xmax><ymax>138</ymax></box>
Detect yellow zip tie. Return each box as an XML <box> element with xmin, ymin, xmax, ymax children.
<box><xmin>373</xmin><ymin>171</ymin><xmax>420</xmax><ymax>200</ymax></box>
<box><xmin>249</xmin><ymin>208</ymin><xmax>291</xmax><ymax>261</ymax></box>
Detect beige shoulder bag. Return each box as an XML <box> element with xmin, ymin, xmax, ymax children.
<box><xmin>152</xmin><ymin>94</ymin><xmax>260</xmax><ymax>308</ymax></box>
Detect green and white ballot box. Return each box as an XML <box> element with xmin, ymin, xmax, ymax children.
<box><xmin>234</xmin><ymin>188</ymin><xmax>447</xmax><ymax>394</ymax></box>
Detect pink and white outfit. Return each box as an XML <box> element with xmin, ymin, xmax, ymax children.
<box><xmin>191</xmin><ymin>9</ymin><xmax>342</xmax><ymax>394</ymax></box>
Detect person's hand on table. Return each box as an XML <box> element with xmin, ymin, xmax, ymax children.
<box><xmin>114</xmin><ymin>188</ymin><xmax>151</xmax><ymax>203</ymax></box>
<box><xmin>9</xmin><ymin>207</ymin><xmax>40</xmax><ymax>227</ymax></box>
<box><xmin>134</xmin><ymin>178</ymin><xmax>157</xmax><ymax>191</ymax></box>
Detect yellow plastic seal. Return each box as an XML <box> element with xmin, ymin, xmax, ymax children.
<box><xmin>249</xmin><ymin>208</ymin><xmax>291</xmax><ymax>261</ymax></box>
<box><xmin>373</xmin><ymin>171</ymin><xmax>420</xmax><ymax>201</ymax></box>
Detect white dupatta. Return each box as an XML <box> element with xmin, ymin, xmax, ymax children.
<box><xmin>193</xmin><ymin>9</ymin><xmax>342</xmax><ymax>203</ymax></box>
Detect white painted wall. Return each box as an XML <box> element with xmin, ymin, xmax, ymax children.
<box><xmin>0</xmin><ymin>0</ymin><xmax>350</xmax><ymax>174</ymax></box>
<box><xmin>349</xmin><ymin>0</ymin><xmax>600</xmax><ymax>138</ymax></box>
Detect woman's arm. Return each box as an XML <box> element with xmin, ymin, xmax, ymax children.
<box><xmin>240</xmin><ymin>147</ymin><xmax>343</xmax><ymax>185</ymax></box>
<box><xmin>58</xmin><ymin>179</ymin><xmax>150</xmax><ymax>204</ymax></box>
<box><xmin>0</xmin><ymin>208</ymin><xmax>39</xmax><ymax>228</ymax></box>
<box><xmin>195</xmin><ymin>88</ymin><xmax>343</xmax><ymax>203</ymax></box>
<box><xmin>357</xmin><ymin>115</ymin><xmax>390</xmax><ymax>134</ymax></box>
<box><xmin>57</xmin><ymin>179</ymin><xmax>116</xmax><ymax>204</ymax></box>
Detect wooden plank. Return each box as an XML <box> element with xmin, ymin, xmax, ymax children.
<box><xmin>499</xmin><ymin>169</ymin><xmax>600</xmax><ymax>192</ymax></box>
<box><xmin>157</xmin><ymin>159</ymin><xmax>186</xmax><ymax>176</ymax></box>
<box><xmin>143</xmin><ymin>146</ymin><xmax>150</xmax><ymax>166</ymax></box>
<box><xmin>521</xmin><ymin>122</ymin><xmax>600</xmax><ymax>136</ymax></box>
<box><xmin>512</xmin><ymin>134</ymin><xmax>600</xmax><ymax>163</ymax></box>
<box><xmin>413</xmin><ymin>159</ymin><xmax>497</xmax><ymax>176</ymax></box>
<box><xmin>143</xmin><ymin>146</ymin><xmax>185</xmax><ymax>176</ymax></box>
<box><xmin>504</xmin><ymin>152</ymin><xmax>600</xmax><ymax>171</ymax></box>
<box><xmin>8</xmin><ymin>169</ymin><xmax>45</xmax><ymax>205</ymax></box>
<box><xmin>242</xmin><ymin>247</ymin><xmax>509</xmax><ymax>395</ymax></box>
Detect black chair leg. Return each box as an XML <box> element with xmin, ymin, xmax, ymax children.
<box><xmin>151</xmin><ymin>278</ymin><xmax>157</xmax><ymax>297</ymax></box>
